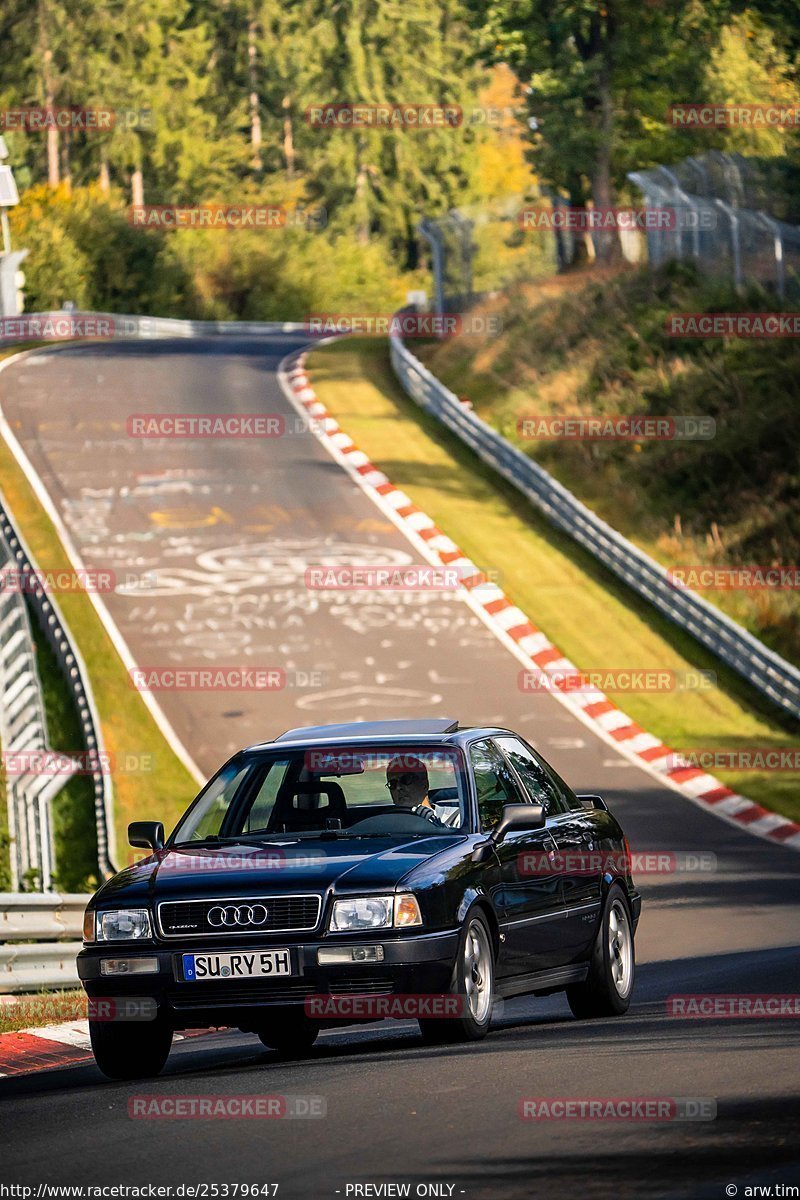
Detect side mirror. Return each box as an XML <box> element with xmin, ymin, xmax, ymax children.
<box><xmin>576</xmin><ymin>794</ymin><xmax>607</xmax><ymax>812</ymax></box>
<box><xmin>129</xmin><ymin>820</ymin><xmax>165</xmax><ymax>852</ymax></box>
<box><xmin>491</xmin><ymin>803</ymin><xmax>545</xmax><ymax>844</ymax></box>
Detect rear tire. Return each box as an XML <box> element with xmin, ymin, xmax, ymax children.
<box><xmin>418</xmin><ymin>909</ymin><xmax>495</xmax><ymax>1044</ymax></box>
<box><xmin>567</xmin><ymin>885</ymin><xmax>634</xmax><ymax>1019</ymax></box>
<box><xmin>257</xmin><ymin>1010</ymin><xmax>319</xmax><ymax>1057</ymax></box>
<box><xmin>89</xmin><ymin>1014</ymin><xmax>173</xmax><ymax>1080</ymax></box>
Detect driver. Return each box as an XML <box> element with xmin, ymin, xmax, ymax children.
<box><xmin>386</xmin><ymin>755</ymin><xmax>446</xmax><ymax>826</ymax></box>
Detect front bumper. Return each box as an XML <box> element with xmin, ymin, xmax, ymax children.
<box><xmin>77</xmin><ymin>928</ymin><xmax>459</xmax><ymax>1030</ymax></box>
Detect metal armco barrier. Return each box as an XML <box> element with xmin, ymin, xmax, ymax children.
<box><xmin>0</xmin><ymin>491</ymin><xmax>115</xmax><ymax>885</ymax></box>
<box><xmin>0</xmin><ymin>892</ymin><xmax>89</xmax><ymax>992</ymax></box>
<box><xmin>5</xmin><ymin>312</ymin><xmax>307</xmax><ymax>339</ymax></box>
<box><xmin>0</xmin><ymin>513</ymin><xmax>62</xmax><ymax>891</ymax></box>
<box><xmin>389</xmin><ymin>332</ymin><xmax>800</xmax><ymax>721</ymax></box>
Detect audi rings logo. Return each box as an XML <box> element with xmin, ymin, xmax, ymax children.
<box><xmin>207</xmin><ymin>904</ymin><xmax>269</xmax><ymax>928</ymax></box>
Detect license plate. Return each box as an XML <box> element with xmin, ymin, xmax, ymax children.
<box><xmin>182</xmin><ymin>950</ymin><xmax>292</xmax><ymax>982</ymax></box>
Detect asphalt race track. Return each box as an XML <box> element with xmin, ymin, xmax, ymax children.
<box><xmin>1</xmin><ymin>336</ymin><xmax>798</xmax><ymax>1197</ymax></box>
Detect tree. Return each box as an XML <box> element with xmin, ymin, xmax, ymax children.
<box><xmin>0</xmin><ymin>0</ymin><xmax>72</xmax><ymax>188</ymax></box>
<box><xmin>293</xmin><ymin>0</ymin><xmax>488</xmax><ymax>262</ymax></box>
<box><xmin>470</xmin><ymin>0</ymin><xmax>732</xmax><ymax>258</ymax></box>
<box><xmin>706</xmin><ymin>11</ymin><xmax>799</xmax><ymax>157</ymax></box>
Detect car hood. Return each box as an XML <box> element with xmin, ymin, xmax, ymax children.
<box><xmin>94</xmin><ymin>834</ymin><xmax>471</xmax><ymax>906</ymax></box>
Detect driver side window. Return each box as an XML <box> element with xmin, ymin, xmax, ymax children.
<box><xmin>469</xmin><ymin>739</ymin><xmax>523</xmax><ymax>832</ymax></box>
<box><xmin>495</xmin><ymin>737</ymin><xmax>568</xmax><ymax>817</ymax></box>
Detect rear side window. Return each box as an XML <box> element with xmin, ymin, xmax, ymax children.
<box><xmin>539</xmin><ymin>757</ymin><xmax>584</xmax><ymax>812</ymax></box>
<box><xmin>495</xmin><ymin>737</ymin><xmax>569</xmax><ymax>816</ymax></box>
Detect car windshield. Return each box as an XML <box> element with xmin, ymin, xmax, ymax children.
<box><xmin>170</xmin><ymin>744</ymin><xmax>468</xmax><ymax>843</ymax></box>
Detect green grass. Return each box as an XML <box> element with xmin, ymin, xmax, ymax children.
<box><xmin>308</xmin><ymin>337</ymin><xmax>799</xmax><ymax>824</ymax></box>
<box><xmin>418</xmin><ymin>261</ymin><xmax>800</xmax><ymax>666</ymax></box>
<box><xmin>0</xmin><ymin>990</ymin><xmax>85</xmax><ymax>1032</ymax></box>
<box><xmin>0</xmin><ymin>344</ymin><xmax>198</xmax><ymax>868</ymax></box>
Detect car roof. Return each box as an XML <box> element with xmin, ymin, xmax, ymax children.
<box><xmin>245</xmin><ymin>719</ymin><xmax>516</xmax><ymax>752</ymax></box>
<box><xmin>274</xmin><ymin>718</ymin><xmax>459</xmax><ymax>742</ymax></box>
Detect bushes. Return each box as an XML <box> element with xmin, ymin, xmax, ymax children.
<box><xmin>11</xmin><ymin>185</ymin><xmax>198</xmax><ymax>316</ymax></box>
<box><xmin>10</xmin><ymin>186</ymin><xmax>417</xmax><ymax>320</ymax></box>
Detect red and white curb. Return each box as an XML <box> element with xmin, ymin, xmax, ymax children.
<box><xmin>0</xmin><ymin>1020</ymin><xmax>94</xmax><ymax>1076</ymax></box>
<box><xmin>279</xmin><ymin>350</ymin><xmax>800</xmax><ymax>854</ymax></box>
<box><xmin>0</xmin><ymin>1020</ymin><xmax>215</xmax><ymax>1078</ymax></box>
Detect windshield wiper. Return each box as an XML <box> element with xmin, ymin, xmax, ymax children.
<box><xmin>171</xmin><ymin>833</ymin><xmax>318</xmax><ymax>848</ymax></box>
<box><xmin>170</xmin><ymin>836</ymin><xmax>224</xmax><ymax>848</ymax></box>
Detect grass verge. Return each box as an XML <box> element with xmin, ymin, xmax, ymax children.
<box><xmin>419</xmin><ymin>262</ymin><xmax>800</xmax><ymax>664</ymax></box>
<box><xmin>0</xmin><ymin>990</ymin><xmax>85</xmax><ymax>1033</ymax></box>
<box><xmin>308</xmin><ymin>337</ymin><xmax>799</xmax><ymax>823</ymax></box>
<box><xmin>0</xmin><ymin>344</ymin><xmax>198</xmax><ymax>867</ymax></box>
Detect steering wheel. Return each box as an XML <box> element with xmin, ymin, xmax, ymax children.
<box><xmin>347</xmin><ymin>811</ymin><xmax>447</xmax><ymax>835</ymax></box>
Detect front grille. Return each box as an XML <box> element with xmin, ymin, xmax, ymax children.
<box><xmin>329</xmin><ymin>977</ymin><xmax>394</xmax><ymax>996</ymax></box>
<box><xmin>168</xmin><ymin>977</ymin><xmax>394</xmax><ymax>1010</ymax></box>
<box><xmin>157</xmin><ymin>894</ymin><xmax>321</xmax><ymax>938</ymax></box>
<box><xmin>169</xmin><ymin>982</ymin><xmax>316</xmax><ymax>1009</ymax></box>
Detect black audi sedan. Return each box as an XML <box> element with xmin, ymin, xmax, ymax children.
<box><xmin>79</xmin><ymin>718</ymin><xmax>641</xmax><ymax>1078</ymax></box>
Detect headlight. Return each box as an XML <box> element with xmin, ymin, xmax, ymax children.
<box><xmin>96</xmin><ymin>909</ymin><xmax>152</xmax><ymax>942</ymax></box>
<box><xmin>329</xmin><ymin>893</ymin><xmax>422</xmax><ymax>932</ymax></box>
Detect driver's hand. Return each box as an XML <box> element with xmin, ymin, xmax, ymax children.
<box><xmin>411</xmin><ymin>803</ymin><xmax>447</xmax><ymax>827</ymax></box>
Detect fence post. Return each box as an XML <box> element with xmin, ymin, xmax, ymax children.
<box><xmin>715</xmin><ymin>200</ymin><xmax>742</xmax><ymax>290</ymax></box>
<box><xmin>418</xmin><ymin>219</ymin><xmax>445</xmax><ymax>319</ymax></box>
<box><xmin>660</xmin><ymin>167</ymin><xmax>700</xmax><ymax>259</ymax></box>
<box><xmin>756</xmin><ymin>212</ymin><xmax>785</xmax><ymax>300</ymax></box>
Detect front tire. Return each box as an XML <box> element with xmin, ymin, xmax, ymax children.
<box><xmin>567</xmin><ymin>885</ymin><xmax>635</xmax><ymax>1019</ymax></box>
<box><xmin>257</xmin><ymin>1010</ymin><xmax>319</xmax><ymax>1057</ymax></box>
<box><xmin>89</xmin><ymin>1014</ymin><xmax>173</xmax><ymax>1080</ymax></box>
<box><xmin>419</xmin><ymin>909</ymin><xmax>495</xmax><ymax>1044</ymax></box>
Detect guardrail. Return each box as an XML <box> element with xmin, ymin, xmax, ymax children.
<box><xmin>0</xmin><ymin>504</ymin><xmax>66</xmax><ymax>891</ymax></box>
<box><xmin>389</xmin><ymin>331</ymin><xmax>800</xmax><ymax>722</ymax></box>
<box><xmin>0</xmin><ymin>892</ymin><xmax>88</xmax><ymax>992</ymax></box>
<box><xmin>12</xmin><ymin>312</ymin><xmax>307</xmax><ymax>339</ymax></box>
<box><xmin>0</xmin><ymin>490</ymin><xmax>115</xmax><ymax>884</ymax></box>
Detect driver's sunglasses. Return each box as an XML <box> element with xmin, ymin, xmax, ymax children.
<box><xmin>386</xmin><ymin>773</ymin><xmax>419</xmax><ymax>789</ymax></box>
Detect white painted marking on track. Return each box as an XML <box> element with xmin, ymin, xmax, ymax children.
<box><xmin>26</xmin><ymin>1022</ymin><xmax>91</xmax><ymax>1049</ymax></box>
<box><xmin>295</xmin><ymin>685</ymin><xmax>443</xmax><ymax>711</ymax></box>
